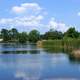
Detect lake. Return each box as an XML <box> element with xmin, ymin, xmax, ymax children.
<box><xmin>0</xmin><ymin>43</ymin><xmax>80</xmax><ymax>80</ymax></box>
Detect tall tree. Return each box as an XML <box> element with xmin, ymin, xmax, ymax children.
<box><xmin>43</xmin><ymin>30</ymin><xmax>63</xmax><ymax>40</ymax></box>
<box><xmin>9</xmin><ymin>28</ymin><xmax>18</xmax><ymax>41</ymax></box>
<box><xmin>1</xmin><ymin>29</ymin><xmax>10</xmax><ymax>41</ymax></box>
<box><xmin>29</xmin><ymin>30</ymin><xmax>40</xmax><ymax>43</ymax></box>
<box><xmin>18</xmin><ymin>32</ymin><xmax>28</xmax><ymax>43</ymax></box>
<box><xmin>64</xmin><ymin>27</ymin><xmax>79</xmax><ymax>38</ymax></box>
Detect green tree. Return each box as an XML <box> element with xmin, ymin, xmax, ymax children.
<box><xmin>29</xmin><ymin>30</ymin><xmax>40</xmax><ymax>43</ymax></box>
<box><xmin>18</xmin><ymin>32</ymin><xmax>28</xmax><ymax>43</ymax></box>
<box><xmin>64</xmin><ymin>27</ymin><xmax>79</xmax><ymax>38</ymax></box>
<box><xmin>43</xmin><ymin>30</ymin><xmax>63</xmax><ymax>40</ymax></box>
<box><xmin>1</xmin><ymin>29</ymin><xmax>10</xmax><ymax>41</ymax></box>
<box><xmin>9</xmin><ymin>28</ymin><xmax>18</xmax><ymax>41</ymax></box>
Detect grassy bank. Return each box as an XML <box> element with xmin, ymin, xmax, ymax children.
<box><xmin>41</xmin><ymin>39</ymin><xmax>80</xmax><ymax>53</ymax></box>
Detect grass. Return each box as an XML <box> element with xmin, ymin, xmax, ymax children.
<box><xmin>42</xmin><ymin>39</ymin><xmax>80</xmax><ymax>53</ymax></box>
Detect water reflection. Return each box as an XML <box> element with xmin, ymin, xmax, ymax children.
<box><xmin>0</xmin><ymin>50</ymin><xmax>40</xmax><ymax>54</ymax></box>
<box><xmin>0</xmin><ymin>43</ymin><xmax>80</xmax><ymax>80</ymax></box>
<box><xmin>0</xmin><ymin>43</ymin><xmax>41</xmax><ymax>54</ymax></box>
<box><xmin>43</xmin><ymin>46</ymin><xmax>80</xmax><ymax>64</ymax></box>
<box><xmin>68</xmin><ymin>54</ymin><xmax>80</xmax><ymax>63</ymax></box>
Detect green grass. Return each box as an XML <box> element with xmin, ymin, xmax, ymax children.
<box><xmin>42</xmin><ymin>39</ymin><xmax>80</xmax><ymax>53</ymax></box>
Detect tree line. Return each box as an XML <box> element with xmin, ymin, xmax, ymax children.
<box><xmin>0</xmin><ymin>27</ymin><xmax>80</xmax><ymax>43</ymax></box>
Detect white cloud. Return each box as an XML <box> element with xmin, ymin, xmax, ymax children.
<box><xmin>48</xmin><ymin>17</ymin><xmax>69</xmax><ymax>32</ymax></box>
<box><xmin>0</xmin><ymin>3</ymin><xmax>46</xmax><ymax>32</ymax></box>
<box><xmin>78</xmin><ymin>12</ymin><xmax>80</xmax><ymax>16</ymax></box>
<box><xmin>12</xmin><ymin>3</ymin><xmax>42</xmax><ymax>15</ymax></box>
<box><xmin>21</xmin><ymin>3</ymin><xmax>42</xmax><ymax>10</ymax></box>
<box><xmin>0</xmin><ymin>16</ymin><xmax>70</xmax><ymax>33</ymax></box>
<box><xmin>0</xmin><ymin>15</ymin><xmax>47</xmax><ymax>33</ymax></box>
<box><xmin>0</xmin><ymin>3</ymin><xmax>70</xmax><ymax>33</ymax></box>
<box><xmin>12</xmin><ymin>6</ymin><xmax>25</xmax><ymax>14</ymax></box>
<box><xmin>0</xmin><ymin>15</ymin><xmax>44</xmax><ymax>28</ymax></box>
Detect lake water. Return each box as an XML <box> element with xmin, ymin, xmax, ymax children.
<box><xmin>0</xmin><ymin>43</ymin><xmax>80</xmax><ymax>80</ymax></box>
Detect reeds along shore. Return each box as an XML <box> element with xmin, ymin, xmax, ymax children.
<box><xmin>42</xmin><ymin>39</ymin><xmax>80</xmax><ymax>48</ymax></box>
<box><xmin>37</xmin><ymin>39</ymin><xmax>80</xmax><ymax>53</ymax></box>
<box><xmin>37</xmin><ymin>39</ymin><xmax>80</xmax><ymax>60</ymax></box>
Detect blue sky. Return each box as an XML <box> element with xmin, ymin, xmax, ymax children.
<box><xmin>0</xmin><ymin>0</ymin><xmax>80</xmax><ymax>33</ymax></box>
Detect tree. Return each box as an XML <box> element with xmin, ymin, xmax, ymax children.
<box><xmin>1</xmin><ymin>29</ymin><xmax>10</xmax><ymax>41</ymax></box>
<box><xmin>9</xmin><ymin>28</ymin><xmax>18</xmax><ymax>41</ymax></box>
<box><xmin>64</xmin><ymin>27</ymin><xmax>79</xmax><ymax>38</ymax></box>
<box><xmin>29</xmin><ymin>30</ymin><xmax>40</xmax><ymax>43</ymax></box>
<box><xmin>43</xmin><ymin>30</ymin><xmax>63</xmax><ymax>40</ymax></box>
<box><xmin>18</xmin><ymin>32</ymin><xmax>28</xmax><ymax>43</ymax></box>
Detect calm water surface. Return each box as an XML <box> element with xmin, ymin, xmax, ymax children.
<box><xmin>0</xmin><ymin>43</ymin><xmax>80</xmax><ymax>80</ymax></box>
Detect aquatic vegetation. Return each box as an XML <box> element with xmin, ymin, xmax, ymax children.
<box><xmin>42</xmin><ymin>39</ymin><xmax>80</xmax><ymax>53</ymax></box>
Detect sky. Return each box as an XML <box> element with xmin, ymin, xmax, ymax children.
<box><xmin>0</xmin><ymin>0</ymin><xmax>80</xmax><ymax>33</ymax></box>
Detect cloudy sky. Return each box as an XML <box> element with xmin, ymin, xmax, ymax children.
<box><xmin>0</xmin><ymin>0</ymin><xmax>80</xmax><ymax>33</ymax></box>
